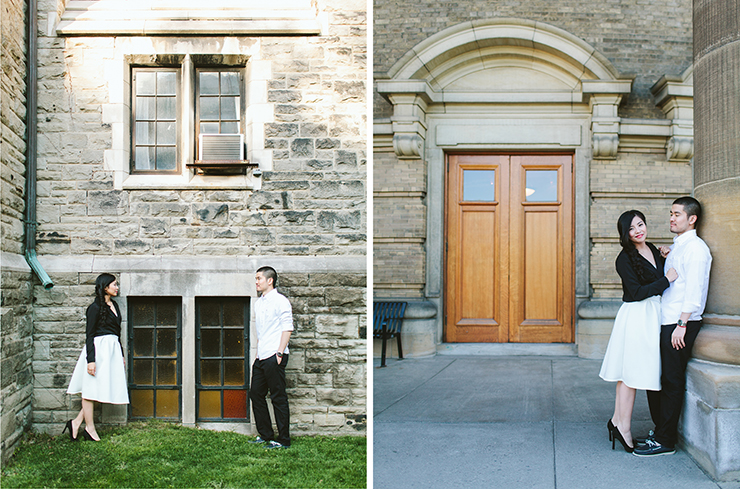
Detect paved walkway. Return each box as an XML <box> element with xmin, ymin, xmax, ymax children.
<box><xmin>373</xmin><ymin>356</ymin><xmax>740</xmax><ymax>489</ymax></box>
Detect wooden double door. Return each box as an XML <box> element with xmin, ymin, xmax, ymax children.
<box><xmin>445</xmin><ymin>154</ymin><xmax>574</xmax><ymax>343</ymax></box>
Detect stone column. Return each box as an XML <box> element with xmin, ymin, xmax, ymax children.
<box><xmin>681</xmin><ymin>0</ymin><xmax>740</xmax><ymax>480</ymax></box>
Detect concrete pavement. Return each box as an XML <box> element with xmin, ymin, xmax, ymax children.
<box><xmin>373</xmin><ymin>355</ymin><xmax>740</xmax><ymax>489</ymax></box>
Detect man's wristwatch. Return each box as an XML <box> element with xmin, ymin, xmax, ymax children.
<box><xmin>276</xmin><ymin>352</ymin><xmax>283</xmax><ymax>358</ymax></box>
<box><xmin>677</xmin><ymin>319</ymin><xmax>686</xmax><ymax>328</ymax></box>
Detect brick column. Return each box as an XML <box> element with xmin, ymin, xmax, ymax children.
<box><xmin>681</xmin><ymin>0</ymin><xmax>740</xmax><ymax>480</ymax></box>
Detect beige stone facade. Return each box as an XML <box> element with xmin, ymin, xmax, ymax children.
<box><xmin>2</xmin><ymin>0</ymin><xmax>366</xmax><ymax>464</ymax></box>
<box><xmin>373</xmin><ymin>6</ymin><xmax>696</xmax><ymax>359</ymax></box>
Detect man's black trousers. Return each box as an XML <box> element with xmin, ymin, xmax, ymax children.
<box><xmin>646</xmin><ymin>321</ymin><xmax>702</xmax><ymax>448</ymax></box>
<box><xmin>250</xmin><ymin>354</ymin><xmax>290</xmax><ymax>446</ymax></box>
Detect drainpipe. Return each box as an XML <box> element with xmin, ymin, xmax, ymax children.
<box><xmin>24</xmin><ymin>0</ymin><xmax>53</xmax><ymax>290</ymax></box>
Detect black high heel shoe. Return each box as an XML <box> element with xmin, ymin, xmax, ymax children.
<box><xmin>81</xmin><ymin>429</ymin><xmax>100</xmax><ymax>442</ymax></box>
<box><xmin>611</xmin><ymin>425</ymin><xmax>634</xmax><ymax>453</ymax></box>
<box><xmin>607</xmin><ymin>419</ymin><xmax>614</xmax><ymax>442</ymax></box>
<box><xmin>62</xmin><ymin>420</ymin><xmax>79</xmax><ymax>441</ymax></box>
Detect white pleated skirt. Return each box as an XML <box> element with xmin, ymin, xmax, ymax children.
<box><xmin>67</xmin><ymin>335</ymin><xmax>129</xmax><ymax>404</ymax></box>
<box><xmin>599</xmin><ymin>295</ymin><xmax>662</xmax><ymax>391</ymax></box>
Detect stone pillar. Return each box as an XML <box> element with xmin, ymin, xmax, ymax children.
<box><xmin>681</xmin><ymin>0</ymin><xmax>740</xmax><ymax>480</ymax></box>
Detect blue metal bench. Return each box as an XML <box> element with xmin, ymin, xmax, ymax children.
<box><xmin>373</xmin><ymin>301</ymin><xmax>407</xmax><ymax>368</ymax></box>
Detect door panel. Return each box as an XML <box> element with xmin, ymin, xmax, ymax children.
<box><xmin>446</xmin><ymin>155</ymin><xmax>508</xmax><ymax>343</ymax></box>
<box><xmin>445</xmin><ymin>153</ymin><xmax>573</xmax><ymax>343</ymax></box>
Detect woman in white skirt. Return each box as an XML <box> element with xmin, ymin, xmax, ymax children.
<box><xmin>64</xmin><ymin>273</ymin><xmax>129</xmax><ymax>441</ymax></box>
<box><xmin>599</xmin><ymin>210</ymin><xmax>677</xmax><ymax>452</ymax></box>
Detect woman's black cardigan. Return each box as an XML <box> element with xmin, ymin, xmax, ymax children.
<box><xmin>85</xmin><ymin>300</ymin><xmax>122</xmax><ymax>364</ymax></box>
<box><xmin>615</xmin><ymin>242</ymin><xmax>670</xmax><ymax>303</ymax></box>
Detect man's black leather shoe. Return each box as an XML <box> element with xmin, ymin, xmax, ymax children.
<box><xmin>633</xmin><ymin>439</ymin><xmax>675</xmax><ymax>457</ymax></box>
<box><xmin>634</xmin><ymin>429</ymin><xmax>655</xmax><ymax>446</ymax></box>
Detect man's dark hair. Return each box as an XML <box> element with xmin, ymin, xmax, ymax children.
<box><xmin>673</xmin><ymin>196</ymin><xmax>702</xmax><ymax>227</ymax></box>
<box><xmin>257</xmin><ymin>266</ymin><xmax>278</xmax><ymax>287</ymax></box>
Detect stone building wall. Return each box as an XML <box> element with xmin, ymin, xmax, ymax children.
<box><xmin>1</xmin><ymin>0</ymin><xmax>35</xmax><ymax>466</ymax></box>
<box><xmin>373</xmin><ymin>0</ymin><xmax>693</xmax><ymax>119</ymax></box>
<box><xmin>589</xmin><ymin>153</ymin><xmax>694</xmax><ymax>299</ymax></box>
<box><xmin>29</xmin><ymin>0</ymin><xmax>367</xmax><ymax>436</ymax></box>
<box><xmin>373</xmin><ymin>145</ymin><xmax>426</xmax><ymax>298</ymax></box>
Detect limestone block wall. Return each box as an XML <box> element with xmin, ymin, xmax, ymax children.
<box><xmin>28</xmin><ymin>0</ymin><xmax>367</xmax><ymax>436</ymax></box>
<box><xmin>1</xmin><ymin>0</ymin><xmax>28</xmax><ymax>257</ymax></box>
<box><xmin>373</xmin><ymin>0</ymin><xmax>692</xmax><ymax>119</ymax></box>
<box><xmin>0</xmin><ymin>0</ymin><xmax>34</xmax><ymax>466</ymax></box>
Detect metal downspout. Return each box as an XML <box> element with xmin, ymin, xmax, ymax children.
<box><xmin>24</xmin><ymin>0</ymin><xmax>53</xmax><ymax>290</ymax></box>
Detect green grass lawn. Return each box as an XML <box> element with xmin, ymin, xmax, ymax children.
<box><xmin>1</xmin><ymin>421</ymin><xmax>366</xmax><ymax>488</ymax></box>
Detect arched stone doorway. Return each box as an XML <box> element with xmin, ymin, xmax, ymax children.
<box><xmin>376</xmin><ymin>19</ymin><xmax>635</xmax><ymax>351</ymax></box>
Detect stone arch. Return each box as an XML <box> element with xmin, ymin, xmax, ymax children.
<box><xmin>387</xmin><ymin>18</ymin><xmax>623</xmax><ymax>92</ymax></box>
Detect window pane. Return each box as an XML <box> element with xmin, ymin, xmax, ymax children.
<box><xmin>135</xmin><ymin>147</ymin><xmax>155</xmax><ymax>171</ymax></box>
<box><xmin>223</xmin><ymin>329</ymin><xmax>243</xmax><ymax>357</ymax></box>
<box><xmin>199</xmin><ymin>391</ymin><xmax>220</xmax><ymax>418</ymax></box>
<box><xmin>223</xmin><ymin>302</ymin><xmax>243</xmax><ymax>326</ymax></box>
<box><xmin>136</xmin><ymin>72</ymin><xmax>156</xmax><ymax>95</ymax></box>
<box><xmin>136</xmin><ymin>122</ymin><xmax>155</xmax><ymax>145</ymax></box>
<box><xmin>156</xmin><ymin>147</ymin><xmax>176</xmax><ymax>170</ymax></box>
<box><xmin>157</xmin><ymin>359</ymin><xmax>177</xmax><ymax>385</ymax></box>
<box><xmin>463</xmin><ymin>170</ymin><xmax>496</xmax><ymax>202</ymax></box>
<box><xmin>220</xmin><ymin>97</ymin><xmax>239</xmax><ymax>120</ymax></box>
<box><xmin>157</xmin><ymin>305</ymin><xmax>177</xmax><ymax>326</ymax></box>
<box><xmin>200</xmin><ymin>97</ymin><xmax>219</xmax><ymax>120</ymax></box>
<box><xmin>223</xmin><ymin>360</ymin><xmax>244</xmax><ymax>386</ymax></box>
<box><xmin>201</xmin><ymin>329</ymin><xmax>221</xmax><ymax>357</ymax></box>
<box><xmin>157</xmin><ymin>72</ymin><xmax>176</xmax><ymax>95</ymax></box>
<box><xmin>525</xmin><ymin>170</ymin><xmax>558</xmax><ymax>202</ymax></box>
<box><xmin>199</xmin><ymin>72</ymin><xmax>220</xmax><ymax>95</ymax></box>
<box><xmin>157</xmin><ymin>97</ymin><xmax>176</xmax><ymax>120</ymax></box>
<box><xmin>133</xmin><ymin>328</ymin><xmax>154</xmax><ymax>357</ymax></box>
<box><xmin>133</xmin><ymin>359</ymin><xmax>153</xmax><ymax>385</ymax></box>
<box><xmin>157</xmin><ymin>329</ymin><xmax>177</xmax><ymax>357</ymax></box>
<box><xmin>200</xmin><ymin>123</ymin><xmax>219</xmax><ymax>134</ymax></box>
<box><xmin>200</xmin><ymin>301</ymin><xmax>220</xmax><ymax>326</ymax></box>
<box><xmin>157</xmin><ymin>121</ymin><xmax>176</xmax><ymax>145</ymax></box>
<box><xmin>223</xmin><ymin>390</ymin><xmax>247</xmax><ymax>418</ymax></box>
<box><xmin>156</xmin><ymin>390</ymin><xmax>179</xmax><ymax>418</ymax></box>
<box><xmin>220</xmin><ymin>122</ymin><xmax>239</xmax><ymax>134</ymax></box>
<box><xmin>136</xmin><ymin>97</ymin><xmax>155</xmax><ymax>120</ymax></box>
<box><xmin>220</xmin><ymin>72</ymin><xmax>240</xmax><ymax>95</ymax></box>
<box><xmin>132</xmin><ymin>303</ymin><xmax>155</xmax><ymax>325</ymax></box>
<box><xmin>131</xmin><ymin>389</ymin><xmax>154</xmax><ymax>417</ymax></box>
<box><xmin>201</xmin><ymin>360</ymin><xmax>221</xmax><ymax>386</ymax></box>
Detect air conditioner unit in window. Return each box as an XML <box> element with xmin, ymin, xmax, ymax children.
<box><xmin>198</xmin><ymin>133</ymin><xmax>244</xmax><ymax>161</ymax></box>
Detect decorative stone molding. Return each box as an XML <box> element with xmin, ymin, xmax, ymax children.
<box><xmin>583</xmin><ymin>81</ymin><xmax>633</xmax><ymax>159</ymax></box>
<box><xmin>667</xmin><ymin>135</ymin><xmax>694</xmax><ymax>161</ymax></box>
<box><xmin>592</xmin><ymin>133</ymin><xmax>619</xmax><ymax>158</ymax></box>
<box><xmin>652</xmin><ymin>67</ymin><xmax>694</xmax><ymax>162</ymax></box>
<box><xmin>393</xmin><ymin>134</ymin><xmax>423</xmax><ymax>158</ymax></box>
<box><xmin>376</xmin><ymin>82</ymin><xmax>432</xmax><ymax>159</ymax></box>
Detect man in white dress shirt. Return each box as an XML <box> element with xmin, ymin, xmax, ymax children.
<box><xmin>635</xmin><ymin>197</ymin><xmax>712</xmax><ymax>457</ymax></box>
<box><xmin>249</xmin><ymin>266</ymin><xmax>294</xmax><ymax>449</ymax></box>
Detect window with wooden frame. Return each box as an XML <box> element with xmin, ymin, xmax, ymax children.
<box><xmin>193</xmin><ymin>68</ymin><xmax>248</xmax><ymax>174</ymax></box>
<box><xmin>196</xmin><ymin>297</ymin><xmax>250</xmax><ymax>421</ymax></box>
<box><xmin>128</xmin><ymin>297</ymin><xmax>182</xmax><ymax>420</ymax></box>
<box><xmin>129</xmin><ymin>61</ymin><xmax>251</xmax><ymax>176</ymax></box>
<box><xmin>131</xmin><ymin>69</ymin><xmax>180</xmax><ymax>174</ymax></box>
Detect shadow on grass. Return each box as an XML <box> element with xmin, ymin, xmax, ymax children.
<box><xmin>1</xmin><ymin>421</ymin><xmax>366</xmax><ymax>488</ymax></box>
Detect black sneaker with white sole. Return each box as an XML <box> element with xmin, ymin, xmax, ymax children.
<box><xmin>633</xmin><ymin>438</ymin><xmax>676</xmax><ymax>457</ymax></box>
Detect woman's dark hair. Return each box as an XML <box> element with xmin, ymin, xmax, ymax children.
<box><xmin>94</xmin><ymin>273</ymin><xmax>116</xmax><ymax>325</ymax></box>
<box><xmin>617</xmin><ymin>210</ymin><xmax>649</xmax><ymax>282</ymax></box>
